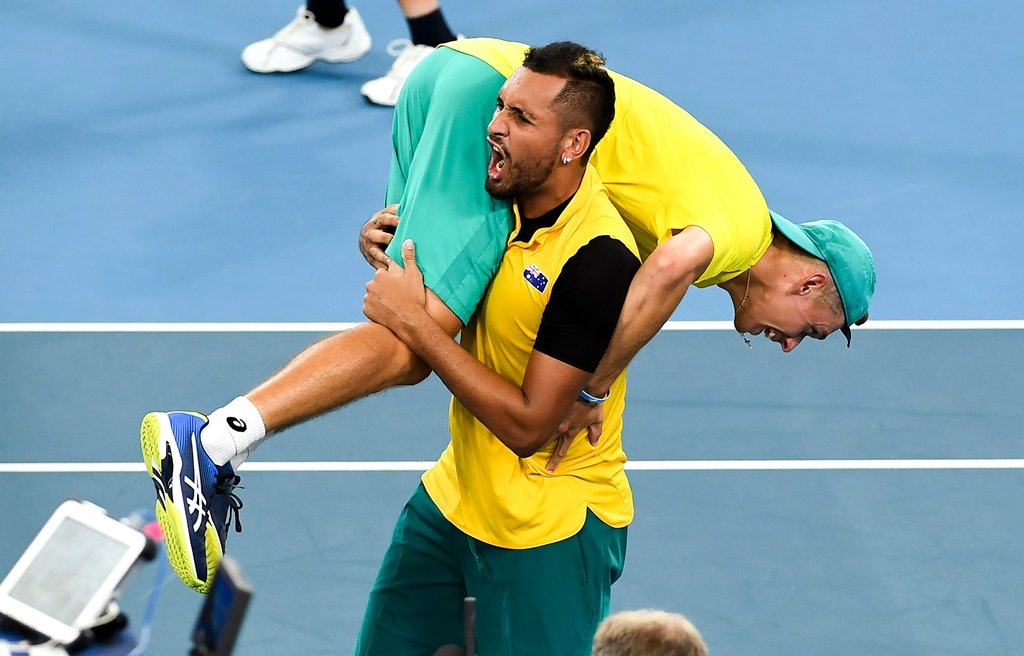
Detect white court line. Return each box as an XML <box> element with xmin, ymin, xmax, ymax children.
<box><xmin>2</xmin><ymin>459</ymin><xmax>1023</xmax><ymax>474</ymax></box>
<box><xmin>0</xmin><ymin>320</ymin><xmax>1022</xmax><ymax>332</ymax></box>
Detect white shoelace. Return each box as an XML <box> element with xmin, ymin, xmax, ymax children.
<box><xmin>383</xmin><ymin>39</ymin><xmax>433</xmax><ymax>79</ymax></box>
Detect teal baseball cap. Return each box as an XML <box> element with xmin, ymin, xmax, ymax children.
<box><xmin>768</xmin><ymin>210</ymin><xmax>876</xmax><ymax>346</ymax></box>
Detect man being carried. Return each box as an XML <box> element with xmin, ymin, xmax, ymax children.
<box><xmin>141</xmin><ymin>38</ymin><xmax>875</xmax><ymax>598</ymax></box>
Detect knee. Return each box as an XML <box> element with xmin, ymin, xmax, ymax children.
<box><xmin>393</xmin><ymin>354</ymin><xmax>432</xmax><ymax>386</ymax></box>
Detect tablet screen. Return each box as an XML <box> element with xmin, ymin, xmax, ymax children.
<box><xmin>7</xmin><ymin>516</ymin><xmax>132</xmax><ymax>627</ymax></box>
<box><xmin>0</xmin><ymin>500</ymin><xmax>146</xmax><ymax>645</ymax></box>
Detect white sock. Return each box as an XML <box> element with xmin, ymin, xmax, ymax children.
<box><xmin>202</xmin><ymin>396</ymin><xmax>267</xmax><ymax>467</ymax></box>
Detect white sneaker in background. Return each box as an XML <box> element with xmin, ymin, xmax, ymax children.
<box><xmin>241</xmin><ymin>6</ymin><xmax>372</xmax><ymax>73</ymax></box>
<box><xmin>359</xmin><ymin>39</ymin><xmax>436</xmax><ymax>107</ymax></box>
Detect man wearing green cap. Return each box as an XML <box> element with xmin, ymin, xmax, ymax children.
<box><xmin>355</xmin><ymin>37</ymin><xmax>875</xmax><ymax>457</ymax></box>
<box><xmin>542</xmin><ymin>205</ymin><xmax>874</xmax><ymax>458</ymax></box>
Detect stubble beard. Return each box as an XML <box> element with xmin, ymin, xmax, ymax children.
<box><xmin>485</xmin><ymin>151</ymin><xmax>558</xmax><ymax>201</ymax></box>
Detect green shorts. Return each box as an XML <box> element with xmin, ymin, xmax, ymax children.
<box><xmin>384</xmin><ymin>46</ymin><xmax>514</xmax><ymax>325</ymax></box>
<box><xmin>355</xmin><ymin>483</ymin><xmax>627</xmax><ymax>656</ymax></box>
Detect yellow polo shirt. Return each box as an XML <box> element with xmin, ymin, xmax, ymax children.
<box><xmin>421</xmin><ymin>166</ymin><xmax>638</xmax><ymax>549</ymax></box>
<box><xmin>444</xmin><ymin>38</ymin><xmax>772</xmax><ymax>285</ymax></box>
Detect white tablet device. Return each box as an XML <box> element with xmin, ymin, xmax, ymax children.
<box><xmin>0</xmin><ymin>499</ymin><xmax>147</xmax><ymax>645</ymax></box>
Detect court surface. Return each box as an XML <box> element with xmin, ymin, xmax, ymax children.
<box><xmin>2</xmin><ymin>1</ymin><xmax>1023</xmax><ymax>654</ymax></box>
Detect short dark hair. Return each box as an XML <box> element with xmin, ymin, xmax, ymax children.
<box><xmin>521</xmin><ymin>41</ymin><xmax>615</xmax><ymax>158</ymax></box>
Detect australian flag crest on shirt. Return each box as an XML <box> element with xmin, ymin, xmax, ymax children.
<box><xmin>523</xmin><ymin>263</ymin><xmax>549</xmax><ymax>293</ymax></box>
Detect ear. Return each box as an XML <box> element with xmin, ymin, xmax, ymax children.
<box><xmin>798</xmin><ymin>272</ymin><xmax>829</xmax><ymax>295</ymax></box>
<box><xmin>562</xmin><ymin>128</ymin><xmax>592</xmax><ymax>162</ymax></box>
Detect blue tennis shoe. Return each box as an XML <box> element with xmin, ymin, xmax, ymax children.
<box><xmin>140</xmin><ymin>411</ymin><xmax>243</xmax><ymax>593</ymax></box>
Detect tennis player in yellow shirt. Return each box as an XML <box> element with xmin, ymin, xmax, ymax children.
<box><xmin>360</xmin><ymin>42</ymin><xmax>638</xmax><ymax>653</ymax></box>
<box><xmin>141</xmin><ymin>39</ymin><xmax>875</xmax><ymax>638</ymax></box>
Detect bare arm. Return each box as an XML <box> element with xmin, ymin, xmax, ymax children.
<box><xmin>364</xmin><ymin>240</ymin><xmax>588</xmax><ymax>457</ymax></box>
<box><xmin>246</xmin><ymin>205</ymin><xmax>458</xmax><ymax>433</ymax></box>
<box><xmin>249</xmin><ymin>290</ymin><xmax>460</xmax><ymax>432</ymax></box>
<box><xmin>585</xmin><ymin>225</ymin><xmax>714</xmax><ymax>394</ymax></box>
<box><xmin>546</xmin><ymin>226</ymin><xmax>714</xmax><ymax>470</ymax></box>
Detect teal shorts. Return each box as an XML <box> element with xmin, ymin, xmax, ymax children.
<box><xmin>355</xmin><ymin>483</ymin><xmax>627</xmax><ymax>656</ymax></box>
<box><xmin>384</xmin><ymin>47</ymin><xmax>514</xmax><ymax>325</ymax></box>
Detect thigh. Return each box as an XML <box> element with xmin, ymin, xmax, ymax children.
<box><xmin>385</xmin><ymin>48</ymin><xmax>513</xmax><ymax>325</ymax></box>
<box><xmin>355</xmin><ymin>484</ymin><xmax>466</xmax><ymax>656</ymax></box>
<box><xmin>466</xmin><ymin>512</ymin><xmax>628</xmax><ymax>656</ymax></box>
<box><xmin>387</xmin><ymin>45</ymin><xmax>452</xmax><ymax>204</ymax></box>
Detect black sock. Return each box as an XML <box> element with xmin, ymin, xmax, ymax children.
<box><xmin>407</xmin><ymin>9</ymin><xmax>456</xmax><ymax>47</ymax></box>
<box><xmin>307</xmin><ymin>0</ymin><xmax>349</xmax><ymax>29</ymax></box>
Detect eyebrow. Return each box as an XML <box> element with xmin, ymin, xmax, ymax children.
<box><xmin>508</xmin><ymin>102</ymin><xmax>535</xmax><ymax>122</ymax></box>
<box><xmin>497</xmin><ymin>90</ymin><xmax>537</xmax><ymax>123</ymax></box>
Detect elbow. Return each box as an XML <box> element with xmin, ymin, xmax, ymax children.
<box><xmin>389</xmin><ymin>345</ymin><xmax>432</xmax><ymax>386</ymax></box>
<box><xmin>393</xmin><ymin>356</ymin><xmax>431</xmax><ymax>386</ymax></box>
<box><xmin>645</xmin><ymin>248</ymin><xmax>692</xmax><ymax>290</ymax></box>
<box><xmin>509</xmin><ymin>443</ymin><xmax>541</xmax><ymax>459</ymax></box>
<box><xmin>509</xmin><ymin>446</ymin><xmax>535</xmax><ymax>458</ymax></box>
<box><xmin>502</xmin><ymin>430</ymin><xmax>549</xmax><ymax>459</ymax></box>
<box><xmin>643</xmin><ymin>228</ymin><xmax>712</xmax><ymax>290</ymax></box>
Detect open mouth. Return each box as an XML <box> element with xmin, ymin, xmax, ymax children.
<box><xmin>487</xmin><ymin>140</ymin><xmax>507</xmax><ymax>180</ymax></box>
<box><xmin>753</xmin><ymin>327</ymin><xmax>782</xmax><ymax>342</ymax></box>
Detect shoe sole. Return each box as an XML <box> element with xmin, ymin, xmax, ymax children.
<box><xmin>242</xmin><ymin>34</ymin><xmax>371</xmax><ymax>73</ymax></box>
<box><xmin>319</xmin><ymin>38</ymin><xmax>372</xmax><ymax>64</ymax></box>
<box><xmin>140</xmin><ymin>412</ymin><xmax>222</xmax><ymax>594</ymax></box>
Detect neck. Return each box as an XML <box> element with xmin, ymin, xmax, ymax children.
<box><xmin>720</xmin><ymin>267</ymin><xmax>756</xmax><ymax>311</ymax></box>
<box><xmin>517</xmin><ymin>169</ymin><xmax>584</xmax><ymax>218</ymax></box>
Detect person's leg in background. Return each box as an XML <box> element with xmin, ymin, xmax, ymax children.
<box><xmin>240</xmin><ymin>0</ymin><xmax>457</xmax><ymax>105</ymax></box>
<box><xmin>360</xmin><ymin>0</ymin><xmax>458</xmax><ymax>106</ymax></box>
<box><xmin>241</xmin><ymin>0</ymin><xmax>372</xmax><ymax>73</ymax></box>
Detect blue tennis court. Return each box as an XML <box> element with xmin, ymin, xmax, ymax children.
<box><xmin>2</xmin><ymin>1</ymin><xmax>1022</xmax><ymax>654</ymax></box>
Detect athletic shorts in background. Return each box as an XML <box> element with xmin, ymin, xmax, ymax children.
<box><xmin>385</xmin><ymin>47</ymin><xmax>514</xmax><ymax>325</ymax></box>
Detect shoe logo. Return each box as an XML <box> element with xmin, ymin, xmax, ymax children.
<box><xmin>227</xmin><ymin>416</ymin><xmax>247</xmax><ymax>432</ymax></box>
<box><xmin>152</xmin><ymin>445</ymin><xmax>173</xmax><ymax>509</ymax></box>
<box><xmin>183</xmin><ymin>432</ymin><xmax>209</xmax><ymax>533</ymax></box>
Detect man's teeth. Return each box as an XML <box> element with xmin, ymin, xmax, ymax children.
<box><xmin>765</xmin><ymin>329</ymin><xmax>777</xmax><ymax>340</ymax></box>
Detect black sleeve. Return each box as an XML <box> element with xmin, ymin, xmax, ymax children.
<box><xmin>533</xmin><ymin>236</ymin><xmax>641</xmax><ymax>372</ymax></box>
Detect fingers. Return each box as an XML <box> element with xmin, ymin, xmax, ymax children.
<box><xmin>545</xmin><ymin>428</ymin><xmax>585</xmax><ymax>472</ymax></box>
<box><xmin>366</xmin><ymin>242</ymin><xmax>392</xmax><ymax>270</ymax></box>
<box><xmin>372</xmin><ymin>209</ymin><xmax>400</xmax><ymax>231</ymax></box>
<box><xmin>545</xmin><ymin>436</ymin><xmax>569</xmax><ymax>472</ymax></box>
<box><xmin>360</xmin><ymin>207</ymin><xmax>401</xmax><ymax>269</ymax></box>
<box><xmin>396</xmin><ymin>239</ymin><xmax>423</xmax><ymax>283</ymax></box>
<box><xmin>361</xmin><ymin>233</ymin><xmax>391</xmax><ymax>269</ymax></box>
<box><xmin>587</xmin><ymin>421</ymin><xmax>603</xmax><ymax>446</ymax></box>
